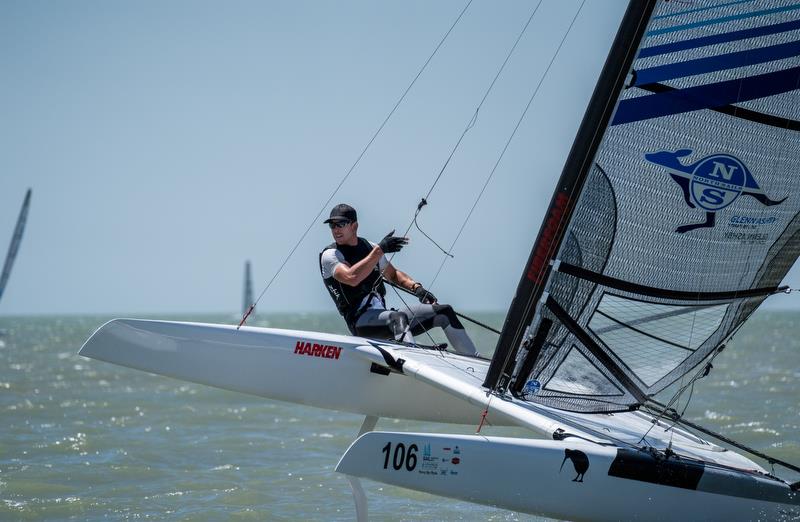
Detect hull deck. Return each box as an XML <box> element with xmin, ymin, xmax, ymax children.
<box><xmin>80</xmin><ymin>319</ymin><xmax>767</xmax><ymax>471</ymax></box>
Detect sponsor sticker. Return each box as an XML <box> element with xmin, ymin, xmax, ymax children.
<box><xmin>294</xmin><ymin>340</ymin><xmax>342</xmax><ymax>360</ymax></box>
<box><xmin>417</xmin><ymin>443</ymin><xmax>461</xmax><ymax>476</ymax></box>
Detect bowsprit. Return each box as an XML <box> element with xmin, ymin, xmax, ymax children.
<box><xmin>644</xmin><ymin>149</ymin><xmax>785</xmax><ymax>233</ymax></box>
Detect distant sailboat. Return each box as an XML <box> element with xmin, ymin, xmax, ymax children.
<box><xmin>0</xmin><ymin>188</ymin><xmax>31</xmax><ymax>341</ymax></box>
<box><xmin>243</xmin><ymin>260</ymin><xmax>254</xmax><ymax>319</ymax></box>
<box><xmin>0</xmin><ymin>189</ymin><xmax>31</xmax><ymax>304</ymax></box>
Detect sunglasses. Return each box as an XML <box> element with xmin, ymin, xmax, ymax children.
<box><xmin>328</xmin><ymin>220</ymin><xmax>352</xmax><ymax>229</ymax></box>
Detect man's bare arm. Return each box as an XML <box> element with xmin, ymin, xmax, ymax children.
<box><xmin>386</xmin><ymin>265</ymin><xmax>419</xmax><ymax>291</ymax></box>
<box><xmin>333</xmin><ymin>246</ymin><xmax>385</xmax><ymax>287</ymax></box>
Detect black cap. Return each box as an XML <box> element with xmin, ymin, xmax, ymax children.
<box><xmin>323</xmin><ymin>203</ymin><xmax>357</xmax><ymax>224</ymax></box>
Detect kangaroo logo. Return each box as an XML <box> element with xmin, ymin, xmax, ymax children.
<box><xmin>645</xmin><ymin>149</ymin><xmax>785</xmax><ymax>233</ymax></box>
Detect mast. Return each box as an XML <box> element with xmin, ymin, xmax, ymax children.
<box><xmin>0</xmin><ymin>189</ymin><xmax>32</xmax><ymax>303</ymax></box>
<box><xmin>243</xmin><ymin>260</ymin><xmax>254</xmax><ymax>317</ymax></box>
<box><xmin>484</xmin><ymin>1</ymin><xmax>657</xmax><ymax>391</ymax></box>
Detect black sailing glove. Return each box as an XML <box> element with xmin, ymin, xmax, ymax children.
<box><xmin>378</xmin><ymin>229</ymin><xmax>408</xmax><ymax>254</ymax></box>
<box><xmin>414</xmin><ymin>285</ymin><xmax>437</xmax><ymax>304</ymax></box>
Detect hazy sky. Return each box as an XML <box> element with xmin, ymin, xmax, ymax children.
<box><xmin>2</xmin><ymin>1</ymin><xmax>798</xmax><ymax>316</ymax></box>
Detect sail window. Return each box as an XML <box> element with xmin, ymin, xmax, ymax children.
<box><xmin>544</xmin><ymin>345</ymin><xmax>624</xmax><ymax>396</ymax></box>
<box><xmin>588</xmin><ymin>293</ymin><xmax>728</xmax><ymax>386</ymax></box>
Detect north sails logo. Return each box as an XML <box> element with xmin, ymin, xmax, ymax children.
<box><xmin>645</xmin><ymin>149</ymin><xmax>785</xmax><ymax>233</ymax></box>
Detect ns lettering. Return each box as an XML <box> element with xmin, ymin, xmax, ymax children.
<box><xmin>698</xmin><ymin>187</ymin><xmax>727</xmax><ymax>207</ymax></box>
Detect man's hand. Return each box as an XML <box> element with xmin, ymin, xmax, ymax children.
<box><xmin>378</xmin><ymin>230</ymin><xmax>408</xmax><ymax>254</ymax></box>
<box><xmin>414</xmin><ymin>285</ymin><xmax>437</xmax><ymax>304</ymax></box>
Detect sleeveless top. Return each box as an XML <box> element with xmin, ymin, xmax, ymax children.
<box><xmin>319</xmin><ymin>237</ymin><xmax>387</xmax><ymax>331</ymax></box>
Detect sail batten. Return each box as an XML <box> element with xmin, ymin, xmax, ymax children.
<box><xmin>613</xmin><ymin>66</ymin><xmax>800</xmax><ymax>126</ymax></box>
<box><xmin>490</xmin><ymin>0</ymin><xmax>800</xmax><ymax>414</ymax></box>
<box><xmin>636</xmin><ymin>82</ymin><xmax>800</xmax><ymax>131</ymax></box>
<box><xmin>639</xmin><ymin>19</ymin><xmax>800</xmax><ymax>59</ymax></box>
<box><xmin>557</xmin><ymin>262</ymin><xmax>786</xmax><ymax>301</ymax></box>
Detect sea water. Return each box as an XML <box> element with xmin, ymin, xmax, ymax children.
<box><xmin>0</xmin><ymin>312</ymin><xmax>798</xmax><ymax>521</ymax></box>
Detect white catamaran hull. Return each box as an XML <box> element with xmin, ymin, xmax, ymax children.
<box><xmin>338</xmin><ymin>432</ymin><xmax>800</xmax><ymax>522</ymax></box>
<box><xmin>75</xmin><ymin>319</ymin><xmax>739</xmax><ymax>452</ymax></box>
<box><xmin>79</xmin><ymin>319</ymin><xmax>800</xmax><ymax>520</ymax></box>
<box><xmin>79</xmin><ymin>318</ymin><xmax>494</xmax><ymax>424</ymax></box>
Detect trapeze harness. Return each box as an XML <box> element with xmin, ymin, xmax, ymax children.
<box><xmin>319</xmin><ymin>238</ymin><xmax>387</xmax><ymax>334</ymax></box>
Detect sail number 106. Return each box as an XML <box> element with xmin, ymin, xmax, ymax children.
<box><xmin>381</xmin><ymin>442</ymin><xmax>418</xmax><ymax>471</ymax></box>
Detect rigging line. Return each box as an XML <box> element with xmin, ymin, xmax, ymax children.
<box><xmin>386</xmin><ymin>279</ymin><xmax>496</xmax><ymax>385</ymax></box>
<box><xmin>668</xmin><ymin>371</ymin><xmax>700</xmax><ymax>450</ymax></box>
<box><xmin>385</xmin><ymin>285</ymin><xmax>496</xmax><ymax>382</ymax></box>
<box><xmin>644</xmin><ymin>284</ymin><xmax>794</xmax><ymax>445</ymax></box>
<box><xmin>674</xmin><ymin>270</ymin><xmax>704</xmax><ymax>448</ymax></box>
<box><xmin>380</xmin><ymin>0</ymin><xmax>545</xmax><ymax>274</ymax></box>
<box><xmin>420</xmin><ymin>0</ymin><xmax>544</xmax><ymax>205</ymax></box>
<box><xmin>372</xmin><ymin>1</ymin><xmax>545</xmax><ymax>331</ymax></box>
<box><xmin>482</xmin><ymin>0</ymin><xmax>588</xmax><ymax>389</ymax></box>
<box><xmin>413</xmin><ymin>198</ymin><xmax>453</xmax><ymax>258</ymax></box>
<box><xmin>521</xmin><ymin>397</ymin><xmax>645</xmax><ymax>451</ymax></box>
<box><xmin>643</xmin><ymin>401</ymin><xmax>800</xmax><ymax>477</ymax></box>
<box><xmin>388</xmin><ymin>283</ymin><xmax>440</xmax><ymax>348</ymax></box>
<box><xmin>637</xmin><ymin>348</ymin><xmax>723</xmax><ymax>445</ymax></box>
<box><xmin>414</xmin><ymin>214</ymin><xmax>454</xmax><ymax>258</ymax></box>
<box><xmin>237</xmin><ymin>0</ymin><xmax>474</xmax><ymax>328</ymax></box>
<box><xmin>390</xmin><ymin>285</ymin><xmax>498</xmax><ymax>377</ymax></box>
<box><xmin>476</xmin><ymin>393</ymin><xmax>493</xmax><ymax>433</ymax></box>
<box><xmin>643</xmin><ymin>259</ymin><xmax>800</xmax><ymax>451</ymax></box>
<box><xmin>677</xmin><ymin>379</ymin><xmax>697</xmax><ymax>419</ymax></box>
<box><xmin>386</xmin><ymin>280</ymin><xmax>501</xmax><ymax>334</ymax></box>
<box><xmin>641</xmin><ymin>368</ymin><xmax>707</xmax><ymax>444</ymax></box>
<box><xmin>426</xmin><ymin>0</ymin><xmax>586</xmax><ymax>304</ymax></box>
<box><xmin>647</xmin><ymin>323</ymin><xmax>800</xmax><ymax>480</ymax></box>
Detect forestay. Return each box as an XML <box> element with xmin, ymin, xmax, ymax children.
<box><xmin>488</xmin><ymin>0</ymin><xmax>800</xmax><ymax>413</ymax></box>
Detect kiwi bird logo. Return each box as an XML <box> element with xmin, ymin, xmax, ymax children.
<box><xmin>560</xmin><ymin>449</ymin><xmax>589</xmax><ymax>482</ymax></box>
<box><xmin>645</xmin><ymin>149</ymin><xmax>785</xmax><ymax>233</ymax></box>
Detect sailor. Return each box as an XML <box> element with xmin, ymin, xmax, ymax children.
<box><xmin>319</xmin><ymin>203</ymin><xmax>479</xmax><ymax>357</ymax></box>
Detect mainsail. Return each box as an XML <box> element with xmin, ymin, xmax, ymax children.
<box><xmin>487</xmin><ymin>0</ymin><xmax>800</xmax><ymax>414</ymax></box>
<box><xmin>0</xmin><ymin>189</ymin><xmax>32</xmax><ymax>303</ymax></box>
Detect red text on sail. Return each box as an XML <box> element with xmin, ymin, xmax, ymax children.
<box><xmin>527</xmin><ymin>191</ymin><xmax>570</xmax><ymax>284</ymax></box>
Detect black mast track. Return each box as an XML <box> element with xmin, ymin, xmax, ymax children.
<box><xmin>483</xmin><ymin>0</ymin><xmax>658</xmax><ymax>391</ymax></box>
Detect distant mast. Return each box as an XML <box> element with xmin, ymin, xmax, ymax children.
<box><xmin>243</xmin><ymin>261</ymin><xmax>254</xmax><ymax>318</ymax></box>
<box><xmin>0</xmin><ymin>189</ymin><xmax>32</xmax><ymax>303</ymax></box>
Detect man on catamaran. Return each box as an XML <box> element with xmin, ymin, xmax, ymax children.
<box><xmin>319</xmin><ymin>203</ymin><xmax>479</xmax><ymax>357</ymax></box>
